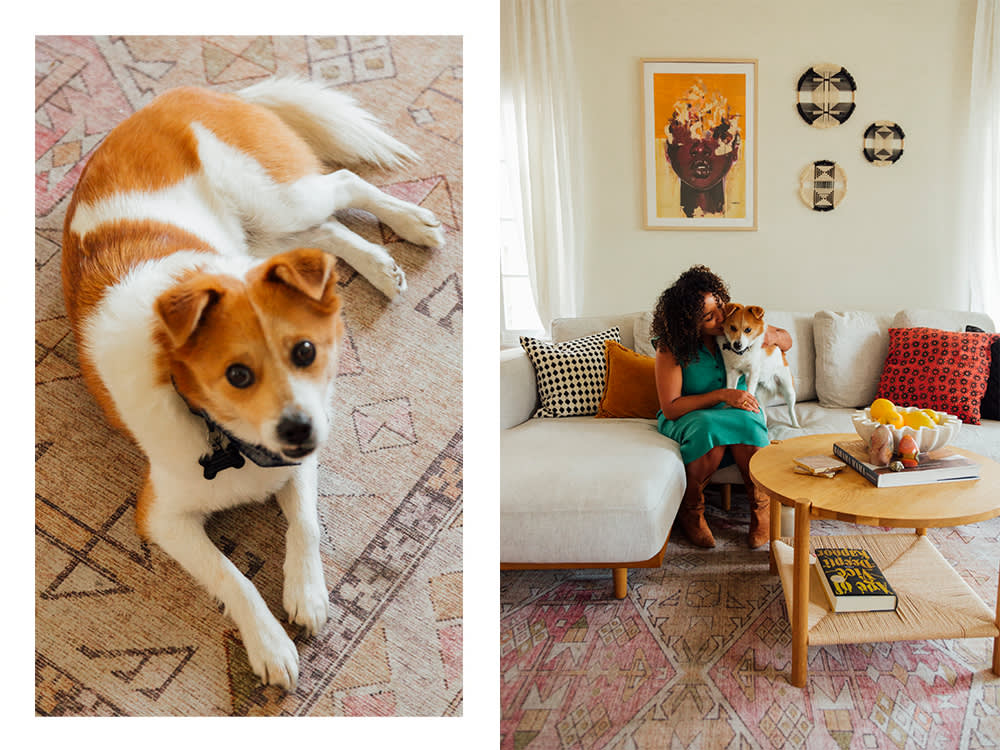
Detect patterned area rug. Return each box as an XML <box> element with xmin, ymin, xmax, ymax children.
<box><xmin>35</xmin><ymin>35</ymin><xmax>462</xmax><ymax>716</ymax></box>
<box><xmin>501</xmin><ymin>488</ymin><xmax>1000</xmax><ymax>748</ymax></box>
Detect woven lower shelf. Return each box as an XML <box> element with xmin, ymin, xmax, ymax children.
<box><xmin>772</xmin><ymin>534</ymin><xmax>999</xmax><ymax>647</ymax></box>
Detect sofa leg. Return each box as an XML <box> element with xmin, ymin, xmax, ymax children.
<box><xmin>613</xmin><ymin>568</ymin><xmax>628</xmax><ymax>599</ymax></box>
<box><xmin>721</xmin><ymin>484</ymin><xmax>731</xmax><ymax>511</ymax></box>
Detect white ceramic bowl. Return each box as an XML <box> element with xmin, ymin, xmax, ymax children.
<box><xmin>851</xmin><ymin>406</ymin><xmax>960</xmax><ymax>454</ymax></box>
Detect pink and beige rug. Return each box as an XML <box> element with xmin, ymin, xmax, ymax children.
<box><xmin>501</xmin><ymin>488</ymin><xmax>1000</xmax><ymax>748</ymax></box>
<box><xmin>36</xmin><ymin>35</ymin><xmax>462</xmax><ymax>716</ymax></box>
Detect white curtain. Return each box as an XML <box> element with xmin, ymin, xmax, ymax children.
<box><xmin>967</xmin><ymin>0</ymin><xmax>1000</xmax><ymax>324</ymax></box>
<box><xmin>500</xmin><ymin>0</ymin><xmax>584</xmax><ymax>331</ymax></box>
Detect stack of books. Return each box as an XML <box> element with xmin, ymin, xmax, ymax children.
<box><xmin>793</xmin><ymin>454</ymin><xmax>847</xmax><ymax>478</ymax></box>
<box><xmin>832</xmin><ymin>440</ymin><xmax>980</xmax><ymax>488</ymax></box>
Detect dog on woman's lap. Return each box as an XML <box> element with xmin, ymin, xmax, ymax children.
<box><xmin>717</xmin><ymin>303</ymin><xmax>800</xmax><ymax>428</ymax></box>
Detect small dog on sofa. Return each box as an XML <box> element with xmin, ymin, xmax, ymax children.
<box><xmin>717</xmin><ymin>303</ymin><xmax>800</xmax><ymax>427</ymax></box>
<box><xmin>61</xmin><ymin>77</ymin><xmax>444</xmax><ymax>689</ymax></box>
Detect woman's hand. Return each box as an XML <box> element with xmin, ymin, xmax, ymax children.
<box><xmin>764</xmin><ymin>325</ymin><xmax>792</xmax><ymax>352</ymax></box>
<box><xmin>721</xmin><ymin>388</ymin><xmax>760</xmax><ymax>413</ymax></box>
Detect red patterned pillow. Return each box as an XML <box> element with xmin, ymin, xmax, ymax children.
<box><xmin>875</xmin><ymin>327</ymin><xmax>998</xmax><ymax>424</ymax></box>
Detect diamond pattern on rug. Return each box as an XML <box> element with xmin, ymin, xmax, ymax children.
<box><xmin>352</xmin><ymin>398</ymin><xmax>418</xmax><ymax>453</ymax></box>
<box><xmin>203</xmin><ymin>36</ymin><xmax>277</xmax><ymax>83</ymax></box>
<box><xmin>307</xmin><ymin>35</ymin><xmax>397</xmax><ymax>86</ymax></box>
<box><xmin>501</xmin><ymin>582</ymin><xmax>677</xmax><ymax>750</ymax></box>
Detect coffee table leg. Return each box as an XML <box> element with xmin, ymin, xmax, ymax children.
<box><xmin>769</xmin><ymin>494</ymin><xmax>780</xmax><ymax>575</ymax></box>
<box><xmin>791</xmin><ymin>498</ymin><xmax>810</xmax><ymax>687</ymax></box>
<box><xmin>994</xmin><ymin>562</ymin><xmax>1000</xmax><ymax>675</ymax></box>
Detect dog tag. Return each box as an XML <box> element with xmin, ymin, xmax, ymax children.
<box><xmin>199</xmin><ymin>443</ymin><xmax>246</xmax><ymax>480</ymax></box>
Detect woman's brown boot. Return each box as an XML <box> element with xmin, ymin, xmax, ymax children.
<box><xmin>678</xmin><ymin>481</ymin><xmax>715</xmax><ymax>548</ymax></box>
<box><xmin>748</xmin><ymin>488</ymin><xmax>770</xmax><ymax>549</ymax></box>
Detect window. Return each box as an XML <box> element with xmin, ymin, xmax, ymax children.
<box><xmin>499</xmin><ymin>152</ymin><xmax>543</xmax><ymax>346</ymax></box>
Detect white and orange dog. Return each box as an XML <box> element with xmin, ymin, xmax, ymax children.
<box><xmin>717</xmin><ymin>303</ymin><xmax>800</xmax><ymax>427</ymax></box>
<box><xmin>61</xmin><ymin>78</ymin><xmax>444</xmax><ymax>690</ymax></box>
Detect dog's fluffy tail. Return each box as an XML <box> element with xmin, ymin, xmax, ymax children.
<box><xmin>237</xmin><ymin>76</ymin><xmax>418</xmax><ymax>169</ymax></box>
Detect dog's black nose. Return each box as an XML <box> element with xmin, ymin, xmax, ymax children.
<box><xmin>277</xmin><ymin>412</ymin><xmax>313</xmax><ymax>446</ymax></box>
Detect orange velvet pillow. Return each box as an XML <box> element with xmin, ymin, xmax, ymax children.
<box><xmin>595</xmin><ymin>340</ymin><xmax>661</xmax><ymax>418</ymax></box>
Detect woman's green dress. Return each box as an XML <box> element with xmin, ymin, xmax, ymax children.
<box><xmin>656</xmin><ymin>341</ymin><xmax>769</xmax><ymax>465</ymax></box>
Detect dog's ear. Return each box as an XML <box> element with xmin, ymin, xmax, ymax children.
<box><xmin>155</xmin><ymin>279</ymin><xmax>222</xmax><ymax>349</ymax></box>
<box><xmin>258</xmin><ymin>248</ymin><xmax>341</xmax><ymax>313</ymax></box>
<box><xmin>722</xmin><ymin>302</ymin><xmax>740</xmax><ymax>318</ymax></box>
<box><xmin>747</xmin><ymin>305</ymin><xmax>765</xmax><ymax>320</ymax></box>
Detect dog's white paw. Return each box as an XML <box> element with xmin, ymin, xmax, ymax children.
<box><xmin>284</xmin><ymin>573</ymin><xmax>329</xmax><ymax>636</ymax></box>
<box><xmin>243</xmin><ymin>617</ymin><xmax>299</xmax><ymax>690</ymax></box>
<box><xmin>367</xmin><ymin>259</ymin><xmax>408</xmax><ymax>300</ymax></box>
<box><xmin>394</xmin><ymin>207</ymin><xmax>446</xmax><ymax>249</ymax></box>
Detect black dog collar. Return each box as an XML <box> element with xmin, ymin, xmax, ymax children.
<box><xmin>171</xmin><ymin>380</ymin><xmax>300</xmax><ymax>480</ymax></box>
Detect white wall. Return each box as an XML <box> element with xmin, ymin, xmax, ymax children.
<box><xmin>566</xmin><ymin>0</ymin><xmax>978</xmax><ymax>316</ymax></box>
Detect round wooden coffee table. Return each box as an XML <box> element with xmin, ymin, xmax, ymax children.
<box><xmin>749</xmin><ymin>433</ymin><xmax>1000</xmax><ymax>687</ymax></box>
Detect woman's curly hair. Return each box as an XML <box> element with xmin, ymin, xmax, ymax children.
<box><xmin>651</xmin><ymin>265</ymin><xmax>730</xmax><ymax>366</ymax></box>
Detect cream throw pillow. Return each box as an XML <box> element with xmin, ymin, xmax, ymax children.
<box><xmin>814</xmin><ymin>310</ymin><xmax>893</xmax><ymax>408</ymax></box>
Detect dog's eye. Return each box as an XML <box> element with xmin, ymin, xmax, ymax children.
<box><xmin>744</xmin><ymin>327</ymin><xmax>751</xmax><ymax>334</ymax></box>
<box><xmin>226</xmin><ymin>364</ymin><xmax>255</xmax><ymax>389</ymax></box>
<box><xmin>730</xmin><ymin>325</ymin><xmax>737</xmax><ymax>331</ymax></box>
<box><xmin>291</xmin><ymin>340</ymin><xmax>316</xmax><ymax>368</ymax></box>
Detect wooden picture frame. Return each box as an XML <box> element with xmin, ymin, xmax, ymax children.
<box><xmin>641</xmin><ymin>58</ymin><xmax>757</xmax><ymax>230</ymax></box>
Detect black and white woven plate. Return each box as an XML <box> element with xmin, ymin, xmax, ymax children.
<box><xmin>863</xmin><ymin>121</ymin><xmax>905</xmax><ymax>165</ymax></box>
<box><xmin>799</xmin><ymin>160</ymin><xmax>847</xmax><ymax>211</ymax></box>
<box><xmin>796</xmin><ymin>63</ymin><xmax>856</xmax><ymax>128</ymax></box>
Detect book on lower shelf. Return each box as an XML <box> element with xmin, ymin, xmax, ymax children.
<box><xmin>814</xmin><ymin>547</ymin><xmax>897</xmax><ymax>612</ymax></box>
<box><xmin>832</xmin><ymin>440</ymin><xmax>980</xmax><ymax>488</ymax></box>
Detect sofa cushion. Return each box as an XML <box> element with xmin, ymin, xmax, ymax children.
<box><xmin>948</xmin><ymin>414</ymin><xmax>1000</xmax><ymax>462</ymax></box>
<box><xmin>553</xmin><ymin>314</ymin><xmax>641</xmax><ymax>350</ymax></box>
<box><xmin>596</xmin><ymin>340</ymin><xmax>660</xmax><ymax>419</ymax></box>
<box><xmin>814</xmin><ymin>311</ymin><xmax>893</xmax><ymax>408</ymax></box>
<box><xmin>875</xmin><ymin>327</ymin><xmax>997</xmax><ymax>424</ymax></box>
<box><xmin>762</xmin><ymin>311</ymin><xmax>817</xmax><ymax>404</ymax></box>
<box><xmin>520</xmin><ymin>328</ymin><xmax>621</xmax><ymax>418</ymax></box>
<box><xmin>500</xmin><ymin>417</ymin><xmax>685</xmax><ymax>563</ymax></box>
<box><xmin>633</xmin><ymin>311</ymin><xmax>656</xmax><ymax>358</ymax></box>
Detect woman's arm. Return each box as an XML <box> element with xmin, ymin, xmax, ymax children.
<box><xmin>654</xmin><ymin>347</ymin><xmax>760</xmax><ymax>420</ymax></box>
<box><xmin>764</xmin><ymin>325</ymin><xmax>792</xmax><ymax>352</ymax></box>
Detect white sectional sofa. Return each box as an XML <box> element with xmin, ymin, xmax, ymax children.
<box><xmin>501</xmin><ymin>309</ymin><xmax>999</xmax><ymax>598</ymax></box>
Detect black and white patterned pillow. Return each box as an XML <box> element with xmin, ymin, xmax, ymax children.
<box><xmin>520</xmin><ymin>327</ymin><xmax>621</xmax><ymax>418</ymax></box>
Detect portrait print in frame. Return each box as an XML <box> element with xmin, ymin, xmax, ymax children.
<box><xmin>641</xmin><ymin>58</ymin><xmax>757</xmax><ymax>230</ymax></box>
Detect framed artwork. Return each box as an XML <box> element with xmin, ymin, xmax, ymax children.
<box><xmin>641</xmin><ymin>58</ymin><xmax>757</xmax><ymax>230</ymax></box>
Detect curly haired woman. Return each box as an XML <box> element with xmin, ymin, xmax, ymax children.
<box><xmin>651</xmin><ymin>265</ymin><xmax>792</xmax><ymax>548</ymax></box>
